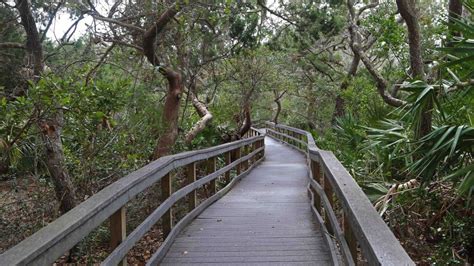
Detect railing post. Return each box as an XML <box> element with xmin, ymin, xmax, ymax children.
<box><xmin>110</xmin><ymin>207</ymin><xmax>127</xmax><ymax>266</ymax></box>
<box><xmin>311</xmin><ymin>160</ymin><xmax>322</xmax><ymax>214</ymax></box>
<box><xmin>225</xmin><ymin>151</ymin><xmax>231</xmax><ymax>183</ymax></box>
<box><xmin>186</xmin><ymin>162</ymin><xmax>197</xmax><ymax>211</ymax></box>
<box><xmin>242</xmin><ymin>145</ymin><xmax>249</xmax><ymax>171</ymax></box>
<box><xmin>344</xmin><ymin>213</ymin><xmax>358</xmax><ymax>263</ymax></box>
<box><xmin>323</xmin><ymin>173</ymin><xmax>334</xmax><ymax>235</ymax></box>
<box><xmin>208</xmin><ymin>156</ymin><xmax>217</xmax><ymax>194</ymax></box>
<box><xmin>298</xmin><ymin>134</ymin><xmax>303</xmax><ymax>150</ymax></box>
<box><xmin>250</xmin><ymin>142</ymin><xmax>255</xmax><ymax>165</ymax></box>
<box><xmin>236</xmin><ymin>148</ymin><xmax>242</xmax><ymax>175</ymax></box>
<box><xmin>161</xmin><ymin>173</ymin><xmax>172</xmax><ymax>238</ymax></box>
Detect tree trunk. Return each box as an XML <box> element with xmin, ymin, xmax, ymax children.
<box><xmin>16</xmin><ymin>0</ymin><xmax>76</xmax><ymax>213</ymax></box>
<box><xmin>238</xmin><ymin>105</ymin><xmax>252</xmax><ymax>137</ymax></box>
<box><xmin>142</xmin><ymin>3</ymin><xmax>184</xmax><ymax>159</ymax></box>
<box><xmin>448</xmin><ymin>0</ymin><xmax>463</xmax><ymax>37</ymax></box>
<box><xmin>272</xmin><ymin>90</ymin><xmax>285</xmax><ymax>124</ymax></box>
<box><xmin>184</xmin><ymin>82</ymin><xmax>213</xmax><ymax>144</ymax></box>
<box><xmin>396</xmin><ymin>0</ymin><xmax>431</xmax><ymax>138</ymax></box>
<box><xmin>346</xmin><ymin>2</ymin><xmax>406</xmax><ymax>108</ymax></box>
<box><xmin>152</xmin><ymin>70</ymin><xmax>183</xmax><ymax>159</ymax></box>
<box><xmin>39</xmin><ymin>113</ymin><xmax>77</xmax><ymax>213</ymax></box>
<box><xmin>332</xmin><ymin>53</ymin><xmax>360</xmax><ymax>121</ymax></box>
<box><xmin>396</xmin><ymin>0</ymin><xmax>425</xmax><ymax>79</ymax></box>
<box><xmin>17</xmin><ymin>0</ymin><xmax>43</xmax><ymax>80</ymax></box>
<box><xmin>273</xmin><ymin>99</ymin><xmax>281</xmax><ymax>124</ymax></box>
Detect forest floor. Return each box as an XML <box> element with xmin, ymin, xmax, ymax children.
<box><xmin>0</xmin><ymin>174</ymin><xmax>216</xmax><ymax>264</ymax></box>
<box><xmin>1</xmin><ymin>175</ymin><xmax>439</xmax><ymax>265</ymax></box>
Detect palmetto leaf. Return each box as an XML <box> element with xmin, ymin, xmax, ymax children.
<box><xmin>399</xmin><ymin>80</ymin><xmax>445</xmax><ymax>134</ymax></box>
<box><xmin>409</xmin><ymin>125</ymin><xmax>474</xmax><ymax>196</ymax></box>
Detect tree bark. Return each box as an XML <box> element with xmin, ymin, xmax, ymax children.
<box><xmin>238</xmin><ymin>105</ymin><xmax>252</xmax><ymax>137</ymax></box>
<box><xmin>142</xmin><ymin>3</ymin><xmax>184</xmax><ymax>159</ymax></box>
<box><xmin>396</xmin><ymin>0</ymin><xmax>431</xmax><ymax>138</ymax></box>
<box><xmin>333</xmin><ymin>53</ymin><xmax>360</xmax><ymax>121</ymax></box>
<box><xmin>16</xmin><ymin>0</ymin><xmax>77</xmax><ymax>213</ymax></box>
<box><xmin>346</xmin><ymin>0</ymin><xmax>407</xmax><ymax>108</ymax></box>
<box><xmin>448</xmin><ymin>0</ymin><xmax>463</xmax><ymax>37</ymax></box>
<box><xmin>17</xmin><ymin>0</ymin><xmax>43</xmax><ymax>79</ymax></box>
<box><xmin>152</xmin><ymin>70</ymin><xmax>182</xmax><ymax>158</ymax></box>
<box><xmin>273</xmin><ymin>98</ymin><xmax>281</xmax><ymax>124</ymax></box>
<box><xmin>272</xmin><ymin>90</ymin><xmax>286</xmax><ymax>124</ymax></box>
<box><xmin>39</xmin><ymin>114</ymin><xmax>77</xmax><ymax>213</ymax></box>
<box><xmin>396</xmin><ymin>0</ymin><xmax>425</xmax><ymax>79</ymax></box>
<box><xmin>184</xmin><ymin>82</ymin><xmax>213</xmax><ymax>144</ymax></box>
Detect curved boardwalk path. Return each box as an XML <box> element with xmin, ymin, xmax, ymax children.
<box><xmin>161</xmin><ymin>137</ymin><xmax>331</xmax><ymax>265</ymax></box>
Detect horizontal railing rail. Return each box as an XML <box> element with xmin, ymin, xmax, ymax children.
<box><xmin>265</xmin><ymin>122</ymin><xmax>414</xmax><ymax>266</ymax></box>
<box><xmin>0</xmin><ymin>129</ymin><xmax>265</xmax><ymax>265</ymax></box>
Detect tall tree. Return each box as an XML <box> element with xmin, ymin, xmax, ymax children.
<box><xmin>16</xmin><ymin>0</ymin><xmax>77</xmax><ymax>213</ymax></box>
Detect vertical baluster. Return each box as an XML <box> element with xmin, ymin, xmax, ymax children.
<box><xmin>161</xmin><ymin>173</ymin><xmax>172</xmax><ymax>238</ymax></box>
<box><xmin>299</xmin><ymin>134</ymin><xmax>303</xmax><ymax>150</ymax></box>
<box><xmin>186</xmin><ymin>162</ymin><xmax>197</xmax><ymax>211</ymax></box>
<box><xmin>242</xmin><ymin>145</ymin><xmax>249</xmax><ymax>171</ymax></box>
<box><xmin>251</xmin><ymin>142</ymin><xmax>255</xmax><ymax>164</ymax></box>
<box><xmin>291</xmin><ymin>131</ymin><xmax>295</xmax><ymax>147</ymax></box>
<box><xmin>323</xmin><ymin>172</ymin><xmax>334</xmax><ymax>235</ymax></box>
<box><xmin>236</xmin><ymin>148</ymin><xmax>242</xmax><ymax>175</ymax></box>
<box><xmin>208</xmin><ymin>157</ymin><xmax>217</xmax><ymax>195</ymax></box>
<box><xmin>225</xmin><ymin>151</ymin><xmax>231</xmax><ymax>183</ymax></box>
<box><xmin>110</xmin><ymin>207</ymin><xmax>127</xmax><ymax>266</ymax></box>
<box><xmin>344</xmin><ymin>213</ymin><xmax>358</xmax><ymax>263</ymax></box>
<box><xmin>311</xmin><ymin>160</ymin><xmax>322</xmax><ymax>214</ymax></box>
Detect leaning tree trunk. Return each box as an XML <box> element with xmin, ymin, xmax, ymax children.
<box><xmin>272</xmin><ymin>89</ymin><xmax>286</xmax><ymax>124</ymax></box>
<box><xmin>142</xmin><ymin>3</ymin><xmax>184</xmax><ymax>159</ymax></box>
<box><xmin>238</xmin><ymin>105</ymin><xmax>252</xmax><ymax>138</ymax></box>
<box><xmin>152</xmin><ymin>70</ymin><xmax>183</xmax><ymax>159</ymax></box>
<box><xmin>39</xmin><ymin>114</ymin><xmax>77</xmax><ymax>213</ymax></box>
<box><xmin>184</xmin><ymin>82</ymin><xmax>213</xmax><ymax>144</ymax></box>
<box><xmin>16</xmin><ymin>0</ymin><xmax>76</xmax><ymax>213</ymax></box>
<box><xmin>273</xmin><ymin>98</ymin><xmax>281</xmax><ymax>124</ymax></box>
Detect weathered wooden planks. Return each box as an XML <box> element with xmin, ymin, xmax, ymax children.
<box><xmin>161</xmin><ymin>138</ymin><xmax>332</xmax><ymax>265</ymax></box>
<box><xmin>0</xmin><ymin>130</ymin><xmax>264</xmax><ymax>266</ymax></box>
<box><xmin>266</xmin><ymin>122</ymin><xmax>414</xmax><ymax>266</ymax></box>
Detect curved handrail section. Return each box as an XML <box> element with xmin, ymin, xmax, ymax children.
<box><xmin>265</xmin><ymin>122</ymin><xmax>414</xmax><ymax>266</ymax></box>
<box><xmin>0</xmin><ymin>128</ymin><xmax>265</xmax><ymax>265</ymax></box>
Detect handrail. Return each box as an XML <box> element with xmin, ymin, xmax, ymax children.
<box><xmin>265</xmin><ymin>122</ymin><xmax>414</xmax><ymax>266</ymax></box>
<box><xmin>0</xmin><ymin>128</ymin><xmax>265</xmax><ymax>265</ymax></box>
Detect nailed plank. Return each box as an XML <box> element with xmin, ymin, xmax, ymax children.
<box><xmin>0</xmin><ymin>135</ymin><xmax>264</xmax><ymax>266</ymax></box>
<box><xmin>161</xmin><ymin>138</ymin><xmax>331</xmax><ymax>265</ymax></box>
<box><xmin>162</xmin><ymin>255</ymin><xmax>330</xmax><ymax>263</ymax></box>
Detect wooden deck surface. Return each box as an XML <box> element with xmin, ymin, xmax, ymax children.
<box><xmin>161</xmin><ymin>137</ymin><xmax>331</xmax><ymax>265</ymax></box>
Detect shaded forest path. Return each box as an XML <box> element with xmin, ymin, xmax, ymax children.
<box><xmin>0</xmin><ymin>125</ymin><xmax>413</xmax><ymax>265</ymax></box>
<box><xmin>161</xmin><ymin>137</ymin><xmax>331</xmax><ymax>265</ymax></box>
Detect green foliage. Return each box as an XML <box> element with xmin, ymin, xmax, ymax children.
<box><xmin>409</xmin><ymin>126</ymin><xmax>474</xmax><ymax>195</ymax></box>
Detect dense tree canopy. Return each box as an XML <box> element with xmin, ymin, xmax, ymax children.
<box><xmin>0</xmin><ymin>0</ymin><xmax>473</xmax><ymax>264</ymax></box>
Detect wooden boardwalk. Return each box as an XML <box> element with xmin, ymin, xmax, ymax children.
<box><xmin>0</xmin><ymin>125</ymin><xmax>413</xmax><ymax>265</ymax></box>
<box><xmin>161</xmin><ymin>137</ymin><xmax>331</xmax><ymax>265</ymax></box>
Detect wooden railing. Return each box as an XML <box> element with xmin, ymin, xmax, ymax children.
<box><xmin>0</xmin><ymin>128</ymin><xmax>265</xmax><ymax>265</ymax></box>
<box><xmin>266</xmin><ymin>122</ymin><xmax>414</xmax><ymax>266</ymax></box>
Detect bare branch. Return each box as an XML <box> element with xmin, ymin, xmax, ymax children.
<box><xmin>0</xmin><ymin>42</ymin><xmax>25</xmax><ymax>49</ymax></box>
<box><xmin>85</xmin><ymin>43</ymin><xmax>116</xmax><ymax>86</ymax></box>
<box><xmin>40</xmin><ymin>0</ymin><xmax>64</xmax><ymax>42</ymax></box>
<box><xmin>91</xmin><ymin>14</ymin><xmax>145</xmax><ymax>33</ymax></box>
